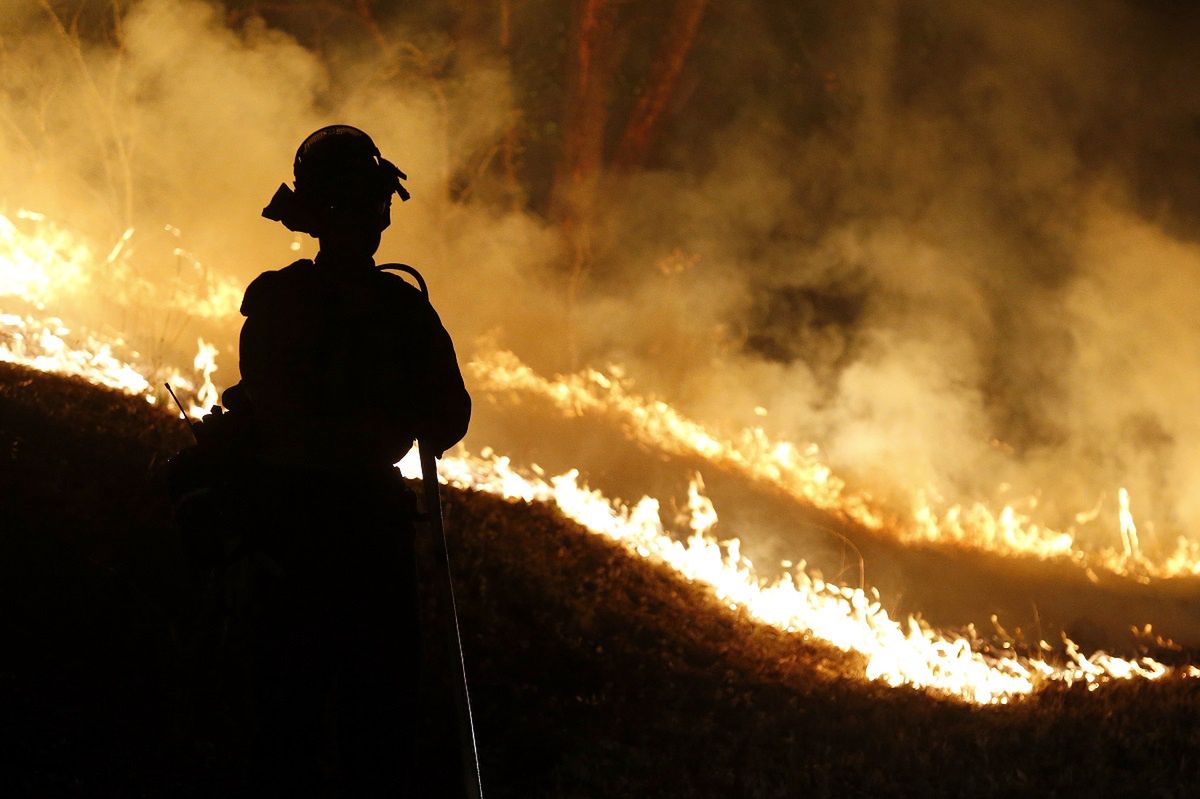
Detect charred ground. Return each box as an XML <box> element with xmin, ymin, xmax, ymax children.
<box><xmin>2</xmin><ymin>362</ymin><xmax>1199</xmax><ymax>797</ymax></box>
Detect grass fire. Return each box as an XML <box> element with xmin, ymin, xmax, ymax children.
<box><xmin>4</xmin><ymin>0</ymin><xmax>1200</xmax><ymax>795</ymax></box>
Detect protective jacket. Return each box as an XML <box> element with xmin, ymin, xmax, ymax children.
<box><xmin>177</xmin><ymin>253</ymin><xmax>471</xmax><ymax>793</ymax></box>
<box><xmin>231</xmin><ymin>253</ymin><xmax>471</xmax><ymax>468</ymax></box>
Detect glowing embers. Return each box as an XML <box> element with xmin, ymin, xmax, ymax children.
<box><xmin>467</xmin><ymin>349</ymin><xmax>1200</xmax><ymax>579</ymax></box>
<box><xmin>401</xmin><ymin>448</ymin><xmax>1178</xmax><ymax>705</ymax></box>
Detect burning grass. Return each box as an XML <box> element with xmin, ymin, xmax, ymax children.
<box><xmin>2</xmin><ymin>362</ymin><xmax>1200</xmax><ymax>797</ymax></box>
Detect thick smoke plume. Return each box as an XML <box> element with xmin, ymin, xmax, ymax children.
<box><xmin>5</xmin><ymin>0</ymin><xmax>1200</xmax><ymax>555</ymax></box>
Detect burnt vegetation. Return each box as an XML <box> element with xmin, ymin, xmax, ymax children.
<box><xmin>3</xmin><ymin>363</ymin><xmax>1200</xmax><ymax>797</ymax></box>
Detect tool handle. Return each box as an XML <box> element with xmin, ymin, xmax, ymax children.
<box><xmin>418</xmin><ymin>442</ymin><xmax>484</xmax><ymax>799</ymax></box>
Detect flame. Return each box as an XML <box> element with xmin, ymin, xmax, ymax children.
<box><xmin>1118</xmin><ymin>486</ymin><xmax>1145</xmax><ymax>566</ymax></box>
<box><xmin>0</xmin><ymin>210</ymin><xmax>90</xmax><ymax>306</ymax></box>
<box><xmin>0</xmin><ymin>208</ymin><xmax>222</xmax><ymax>410</ymax></box>
<box><xmin>1</xmin><ymin>207</ymin><xmax>1193</xmax><ymax>705</ymax></box>
<box><xmin>397</xmin><ymin>447</ymin><xmax>1179</xmax><ymax>704</ymax></box>
<box><xmin>467</xmin><ymin>348</ymin><xmax>1200</xmax><ymax>580</ymax></box>
<box><xmin>0</xmin><ymin>312</ymin><xmax>152</xmax><ymax>397</ymax></box>
<box><xmin>189</xmin><ymin>337</ymin><xmax>221</xmax><ymax>418</ymax></box>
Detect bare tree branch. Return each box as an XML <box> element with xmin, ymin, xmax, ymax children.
<box><xmin>612</xmin><ymin>0</ymin><xmax>707</xmax><ymax>171</ymax></box>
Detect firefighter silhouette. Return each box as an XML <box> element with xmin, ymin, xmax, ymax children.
<box><xmin>179</xmin><ymin>125</ymin><xmax>471</xmax><ymax>796</ymax></box>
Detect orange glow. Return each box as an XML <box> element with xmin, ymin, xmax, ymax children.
<box><xmin>0</xmin><ymin>209</ymin><xmax>220</xmax><ymax>409</ymax></box>
<box><xmin>399</xmin><ymin>447</ymin><xmax>1178</xmax><ymax>704</ymax></box>
<box><xmin>2</xmin><ymin>208</ymin><xmax>1194</xmax><ymax>705</ymax></box>
<box><xmin>468</xmin><ymin>348</ymin><xmax>1200</xmax><ymax>579</ymax></box>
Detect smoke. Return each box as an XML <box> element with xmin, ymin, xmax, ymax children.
<box><xmin>574</xmin><ymin>0</ymin><xmax>1200</xmax><ymax>548</ymax></box>
<box><xmin>6</xmin><ymin>0</ymin><xmax>1200</xmax><ymax>552</ymax></box>
<box><xmin>1</xmin><ymin>0</ymin><xmax>578</xmax><ymax>428</ymax></box>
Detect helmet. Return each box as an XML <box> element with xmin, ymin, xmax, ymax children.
<box><xmin>262</xmin><ymin>125</ymin><xmax>409</xmax><ymax>235</ymax></box>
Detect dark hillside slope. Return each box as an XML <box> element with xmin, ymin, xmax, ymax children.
<box><xmin>2</xmin><ymin>362</ymin><xmax>1199</xmax><ymax>797</ymax></box>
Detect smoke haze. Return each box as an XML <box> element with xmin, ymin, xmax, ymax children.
<box><xmin>6</xmin><ymin>0</ymin><xmax>1200</xmax><ymax>554</ymax></box>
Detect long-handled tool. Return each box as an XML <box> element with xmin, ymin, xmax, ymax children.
<box><xmin>384</xmin><ymin>260</ymin><xmax>483</xmax><ymax>798</ymax></box>
<box><xmin>418</xmin><ymin>441</ymin><xmax>484</xmax><ymax>799</ymax></box>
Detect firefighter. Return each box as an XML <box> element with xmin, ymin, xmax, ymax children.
<box><xmin>215</xmin><ymin>124</ymin><xmax>470</xmax><ymax>796</ymax></box>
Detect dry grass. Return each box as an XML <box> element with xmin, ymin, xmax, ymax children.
<box><xmin>2</xmin><ymin>361</ymin><xmax>1199</xmax><ymax>797</ymax></box>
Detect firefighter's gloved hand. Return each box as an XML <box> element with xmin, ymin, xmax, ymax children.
<box><xmin>192</xmin><ymin>406</ymin><xmax>222</xmax><ymax>445</ymax></box>
<box><xmin>194</xmin><ymin>405</ymin><xmax>252</xmax><ymax>452</ymax></box>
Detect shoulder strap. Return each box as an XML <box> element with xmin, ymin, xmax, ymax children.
<box><xmin>378</xmin><ymin>262</ymin><xmax>429</xmax><ymax>299</ymax></box>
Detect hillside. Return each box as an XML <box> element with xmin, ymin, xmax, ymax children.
<box><xmin>2</xmin><ymin>361</ymin><xmax>1200</xmax><ymax>797</ymax></box>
